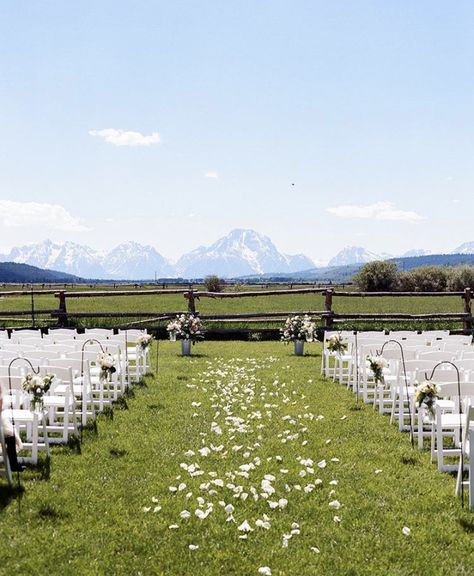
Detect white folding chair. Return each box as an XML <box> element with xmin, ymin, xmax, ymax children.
<box><xmin>455</xmin><ymin>404</ymin><xmax>474</xmax><ymax>503</ymax></box>
<box><xmin>0</xmin><ymin>376</ymin><xmax>50</xmax><ymax>466</ymax></box>
<box><xmin>430</xmin><ymin>382</ymin><xmax>474</xmax><ymax>472</ymax></box>
<box><xmin>39</xmin><ymin>366</ymin><xmax>79</xmax><ymax>444</ymax></box>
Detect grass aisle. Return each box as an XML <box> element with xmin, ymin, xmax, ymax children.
<box><xmin>0</xmin><ymin>341</ymin><xmax>473</xmax><ymax>576</ymax></box>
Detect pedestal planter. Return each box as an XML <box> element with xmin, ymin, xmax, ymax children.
<box><xmin>181</xmin><ymin>339</ymin><xmax>192</xmax><ymax>356</ymax></box>
<box><xmin>294</xmin><ymin>340</ymin><xmax>305</xmax><ymax>356</ymax></box>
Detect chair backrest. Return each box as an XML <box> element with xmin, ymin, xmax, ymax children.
<box><xmin>0</xmin><ymin>375</ymin><xmax>26</xmax><ymax>409</ymax></box>
<box><xmin>436</xmin><ymin>381</ymin><xmax>474</xmax><ymax>399</ymax></box>
<box><xmin>118</xmin><ymin>329</ymin><xmax>148</xmax><ymax>342</ymax></box>
<box><xmin>47</xmin><ymin>358</ymin><xmax>88</xmax><ymax>378</ymax></box>
<box><xmin>10</xmin><ymin>329</ymin><xmax>42</xmax><ymax>342</ymax></box>
<box><xmin>47</xmin><ymin>328</ymin><xmax>78</xmax><ymax>338</ymax></box>
<box><xmin>65</xmin><ymin>351</ymin><xmax>101</xmax><ymax>364</ymax></box>
<box><xmin>41</xmin><ymin>343</ymin><xmax>78</xmax><ymax>355</ymax></box>
<box><xmin>417</xmin><ymin>350</ymin><xmax>456</xmax><ymax>362</ymax></box>
<box><xmin>459</xmin><ymin>350</ymin><xmax>474</xmax><ymax>360</ymax></box>
<box><xmin>85</xmin><ymin>328</ymin><xmax>114</xmax><ymax>338</ymax></box>
<box><xmin>20</xmin><ymin>350</ymin><xmax>60</xmax><ymax>364</ymax></box>
<box><xmin>39</xmin><ymin>365</ymin><xmax>74</xmax><ymax>387</ymax></box>
<box><xmin>457</xmin><ymin>359</ymin><xmax>474</xmax><ymax>374</ymax></box>
<box><xmin>0</xmin><ymin>366</ymin><xmax>24</xmax><ymax>378</ymax></box>
<box><xmin>0</xmin><ymin>343</ymin><xmax>36</xmax><ymax>353</ymax></box>
<box><xmin>402</xmin><ymin>359</ymin><xmax>439</xmax><ymax>381</ymax></box>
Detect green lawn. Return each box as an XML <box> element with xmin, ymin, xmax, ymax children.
<box><xmin>0</xmin><ymin>341</ymin><xmax>472</xmax><ymax>576</ymax></box>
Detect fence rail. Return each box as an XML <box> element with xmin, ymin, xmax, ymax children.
<box><xmin>0</xmin><ymin>286</ymin><xmax>472</xmax><ymax>333</ymax></box>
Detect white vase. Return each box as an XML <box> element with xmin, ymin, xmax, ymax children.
<box><xmin>294</xmin><ymin>340</ymin><xmax>305</xmax><ymax>356</ymax></box>
<box><xmin>181</xmin><ymin>339</ymin><xmax>191</xmax><ymax>356</ymax></box>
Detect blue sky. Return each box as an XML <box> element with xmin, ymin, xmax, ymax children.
<box><xmin>0</xmin><ymin>1</ymin><xmax>473</xmax><ymax>263</ymax></box>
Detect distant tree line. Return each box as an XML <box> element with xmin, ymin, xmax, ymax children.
<box><xmin>353</xmin><ymin>261</ymin><xmax>474</xmax><ymax>292</ymax></box>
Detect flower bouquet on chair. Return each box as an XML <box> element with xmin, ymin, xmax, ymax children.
<box><xmin>136</xmin><ymin>334</ymin><xmax>153</xmax><ymax>351</ymax></box>
<box><xmin>415</xmin><ymin>381</ymin><xmax>439</xmax><ymax>421</ymax></box>
<box><xmin>367</xmin><ymin>355</ymin><xmax>388</xmax><ymax>385</ymax></box>
<box><xmin>97</xmin><ymin>353</ymin><xmax>117</xmax><ymax>381</ymax></box>
<box><xmin>326</xmin><ymin>334</ymin><xmax>348</xmax><ymax>354</ymax></box>
<box><xmin>280</xmin><ymin>315</ymin><xmax>316</xmax><ymax>356</ymax></box>
<box><xmin>166</xmin><ymin>314</ymin><xmax>203</xmax><ymax>355</ymax></box>
<box><xmin>22</xmin><ymin>373</ymin><xmax>54</xmax><ymax>412</ymax></box>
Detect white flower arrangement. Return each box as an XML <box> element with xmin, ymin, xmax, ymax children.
<box><xmin>367</xmin><ymin>355</ymin><xmax>388</xmax><ymax>384</ymax></box>
<box><xmin>280</xmin><ymin>315</ymin><xmax>316</xmax><ymax>343</ymax></box>
<box><xmin>22</xmin><ymin>373</ymin><xmax>54</xmax><ymax>408</ymax></box>
<box><xmin>136</xmin><ymin>334</ymin><xmax>153</xmax><ymax>350</ymax></box>
<box><xmin>415</xmin><ymin>381</ymin><xmax>439</xmax><ymax>418</ymax></box>
<box><xmin>167</xmin><ymin>314</ymin><xmax>203</xmax><ymax>341</ymax></box>
<box><xmin>326</xmin><ymin>334</ymin><xmax>348</xmax><ymax>354</ymax></box>
<box><xmin>97</xmin><ymin>352</ymin><xmax>117</xmax><ymax>381</ymax></box>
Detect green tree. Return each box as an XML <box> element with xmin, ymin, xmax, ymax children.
<box><xmin>353</xmin><ymin>261</ymin><xmax>399</xmax><ymax>291</ymax></box>
<box><xmin>204</xmin><ymin>275</ymin><xmax>225</xmax><ymax>292</ymax></box>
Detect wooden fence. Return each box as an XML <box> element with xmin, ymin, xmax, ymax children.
<box><xmin>0</xmin><ymin>286</ymin><xmax>472</xmax><ymax>333</ymax></box>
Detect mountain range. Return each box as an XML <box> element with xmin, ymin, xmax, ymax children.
<box><xmin>1</xmin><ymin>231</ymin><xmax>473</xmax><ymax>280</ymax></box>
<box><xmin>0</xmin><ymin>230</ymin><xmax>314</xmax><ymax>280</ymax></box>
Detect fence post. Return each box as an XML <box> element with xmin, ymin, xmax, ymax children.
<box><xmin>57</xmin><ymin>291</ymin><xmax>68</xmax><ymax>327</ymax></box>
<box><xmin>185</xmin><ymin>288</ymin><xmax>197</xmax><ymax>314</ymax></box>
<box><xmin>324</xmin><ymin>289</ymin><xmax>334</xmax><ymax>329</ymax></box>
<box><xmin>31</xmin><ymin>287</ymin><xmax>35</xmax><ymax>328</ymax></box>
<box><xmin>463</xmin><ymin>287</ymin><xmax>472</xmax><ymax>333</ymax></box>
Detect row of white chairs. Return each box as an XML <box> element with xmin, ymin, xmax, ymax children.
<box><xmin>322</xmin><ymin>330</ymin><xmax>474</xmax><ymax>507</ymax></box>
<box><xmin>0</xmin><ymin>328</ymin><xmax>152</xmax><ymax>483</ymax></box>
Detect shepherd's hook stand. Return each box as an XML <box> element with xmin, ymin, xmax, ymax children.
<box><xmin>424</xmin><ymin>361</ymin><xmax>464</xmax><ymax>508</ymax></box>
<box><xmin>7</xmin><ymin>357</ymin><xmax>41</xmax><ymax>513</ymax></box>
<box><xmin>80</xmin><ymin>339</ymin><xmax>106</xmax><ymax>443</ymax></box>
<box><xmin>376</xmin><ymin>340</ymin><xmax>414</xmax><ymax>449</ymax></box>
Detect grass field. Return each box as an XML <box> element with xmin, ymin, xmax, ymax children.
<box><xmin>1</xmin><ymin>341</ymin><xmax>473</xmax><ymax>576</ymax></box>
<box><xmin>0</xmin><ymin>284</ymin><xmax>467</xmax><ymax>332</ymax></box>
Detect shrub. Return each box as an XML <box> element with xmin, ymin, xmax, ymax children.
<box><xmin>399</xmin><ymin>266</ymin><xmax>448</xmax><ymax>292</ymax></box>
<box><xmin>204</xmin><ymin>275</ymin><xmax>225</xmax><ymax>292</ymax></box>
<box><xmin>353</xmin><ymin>261</ymin><xmax>399</xmax><ymax>291</ymax></box>
<box><xmin>447</xmin><ymin>265</ymin><xmax>474</xmax><ymax>291</ymax></box>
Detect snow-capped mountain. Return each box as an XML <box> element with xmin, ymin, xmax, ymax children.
<box><xmin>1</xmin><ymin>239</ymin><xmax>172</xmax><ymax>280</ymax></box>
<box><xmin>104</xmin><ymin>242</ymin><xmax>175</xmax><ymax>279</ymax></box>
<box><xmin>452</xmin><ymin>241</ymin><xmax>474</xmax><ymax>254</ymax></box>
<box><xmin>176</xmin><ymin>229</ymin><xmax>315</xmax><ymax>278</ymax></box>
<box><xmin>8</xmin><ymin>239</ymin><xmax>104</xmax><ymax>278</ymax></box>
<box><xmin>401</xmin><ymin>249</ymin><xmax>432</xmax><ymax>258</ymax></box>
<box><xmin>327</xmin><ymin>246</ymin><xmax>392</xmax><ymax>267</ymax></box>
<box><xmin>0</xmin><ymin>232</ymin><xmax>314</xmax><ymax>279</ymax></box>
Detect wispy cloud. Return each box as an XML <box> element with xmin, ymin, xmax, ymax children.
<box><xmin>89</xmin><ymin>128</ymin><xmax>161</xmax><ymax>147</ymax></box>
<box><xmin>0</xmin><ymin>201</ymin><xmax>89</xmax><ymax>231</ymax></box>
<box><xmin>204</xmin><ymin>171</ymin><xmax>218</xmax><ymax>179</ymax></box>
<box><xmin>327</xmin><ymin>201</ymin><xmax>425</xmax><ymax>223</ymax></box>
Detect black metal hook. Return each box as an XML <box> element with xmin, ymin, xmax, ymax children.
<box><xmin>6</xmin><ymin>357</ymin><xmax>40</xmax><ymax>495</ymax></box>
<box><xmin>79</xmin><ymin>338</ymin><xmax>106</xmax><ymax>443</ymax></box>
<box><xmin>424</xmin><ymin>360</ymin><xmax>464</xmax><ymax>507</ymax></box>
<box><xmin>376</xmin><ymin>340</ymin><xmax>414</xmax><ymax>449</ymax></box>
